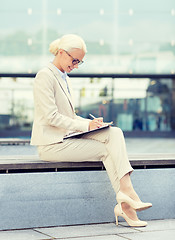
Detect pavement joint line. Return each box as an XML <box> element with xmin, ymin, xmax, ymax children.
<box><xmin>118</xmin><ymin>223</ymin><xmax>143</xmax><ymax>232</ymax></box>
<box><xmin>140</xmin><ymin>229</ymin><xmax>175</xmax><ymax>233</ymax></box>
<box><xmin>33</xmin><ymin>228</ymin><xmax>55</xmax><ymax>239</ymax></box>
<box><xmin>117</xmin><ymin>233</ymin><xmax>132</xmax><ymax>240</ymax></box>
<box><xmin>40</xmin><ymin>239</ymin><xmax>55</xmax><ymax>240</ymax></box>
<box><xmin>40</xmin><ymin>233</ymin><xmax>132</xmax><ymax>240</ymax></box>
<box><xmin>39</xmin><ymin>239</ymin><xmax>55</xmax><ymax>240</ymax></box>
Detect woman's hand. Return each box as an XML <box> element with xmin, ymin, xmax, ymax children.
<box><xmin>89</xmin><ymin>117</ymin><xmax>104</xmax><ymax>130</ymax></box>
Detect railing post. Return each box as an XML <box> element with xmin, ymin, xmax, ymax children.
<box><xmin>145</xmin><ymin>90</ymin><xmax>148</xmax><ymax>130</ymax></box>
<box><xmin>10</xmin><ymin>89</ymin><xmax>15</xmax><ymax>126</ymax></box>
<box><xmin>171</xmin><ymin>77</ymin><xmax>175</xmax><ymax>130</ymax></box>
<box><xmin>109</xmin><ymin>77</ymin><xmax>115</xmax><ymax>122</ymax></box>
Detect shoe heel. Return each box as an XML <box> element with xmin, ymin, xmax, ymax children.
<box><xmin>114</xmin><ymin>205</ymin><xmax>119</xmax><ymax>225</ymax></box>
<box><xmin>115</xmin><ymin>215</ymin><xmax>119</xmax><ymax>225</ymax></box>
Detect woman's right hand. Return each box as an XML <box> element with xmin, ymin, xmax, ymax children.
<box><xmin>89</xmin><ymin>118</ymin><xmax>104</xmax><ymax>130</ymax></box>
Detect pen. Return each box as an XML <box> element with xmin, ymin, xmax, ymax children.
<box><xmin>89</xmin><ymin>113</ymin><xmax>96</xmax><ymax>119</ymax></box>
<box><xmin>89</xmin><ymin>113</ymin><xmax>113</xmax><ymax>126</ymax></box>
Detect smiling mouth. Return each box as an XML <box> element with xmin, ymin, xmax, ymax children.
<box><xmin>68</xmin><ymin>66</ymin><xmax>73</xmax><ymax>71</ymax></box>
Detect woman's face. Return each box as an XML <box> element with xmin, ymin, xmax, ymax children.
<box><xmin>58</xmin><ymin>48</ymin><xmax>85</xmax><ymax>73</ymax></box>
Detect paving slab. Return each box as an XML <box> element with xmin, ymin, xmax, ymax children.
<box><xmin>119</xmin><ymin>219</ymin><xmax>175</xmax><ymax>231</ymax></box>
<box><xmin>120</xmin><ymin>229</ymin><xmax>175</xmax><ymax>240</ymax></box>
<box><xmin>56</xmin><ymin>235</ymin><xmax>125</xmax><ymax>240</ymax></box>
<box><xmin>35</xmin><ymin>223</ymin><xmax>137</xmax><ymax>239</ymax></box>
<box><xmin>0</xmin><ymin>229</ymin><xmax>49</xmax><ymax>240</ymax></box>
<box><xmin>134</xmin><ymin>219</ymin><xmax>175</xmax><ymax>232</ymax></box>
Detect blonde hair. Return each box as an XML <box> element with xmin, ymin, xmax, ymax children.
<box><xmin>49</xmin><ymin>34</ymin><xmax>87</xmax><ymax>56</ymax></box>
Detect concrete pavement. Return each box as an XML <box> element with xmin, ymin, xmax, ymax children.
<box><xmin>0</xmin><ymin>219</ymin><xmax>174</xmax><ymax>240</ymax></box>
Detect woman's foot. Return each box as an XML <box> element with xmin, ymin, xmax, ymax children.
<box><xmin>120</xmin><ymin>173</ymin><xmax>141</xmax><ymax>202</ymax></box>
<box><xmin>120</xmin><ymin>187</ymin><xmax>141</xmax><ymax>202</ymax></box>
<box><xmin>119</xmin><ymin>173</ymin><xmax>152</xmax><ymax>211</ymax></box>
<box><xmin>114</xmin><ymin>203</ymin><xmax>147</xmax><ymax>227</ymax></box>
<box><xmin>121</xmin><ymin>203</ymin><xmax>138</xmax><ymax>221</ymax></box>
<box><xmin>117</xmin><ymin>191</ymin><xmax>152</xmax><ymax>211</ymax></box>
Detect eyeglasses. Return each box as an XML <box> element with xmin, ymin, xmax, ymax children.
<box><xmin>64</xmin><ymin>50</ymin><xmax>84</xmax><ymax>66</ymax></box>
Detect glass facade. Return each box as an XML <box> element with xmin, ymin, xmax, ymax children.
<box><xmin>0</xmin><ymin>76</ymin><xmax>174</xmax><ymax>134</ymax></box>
<box><xmin>0</xmin><ymin>0</ymin><xmax>175</xmax><ymax>135</ymax></box>
<box><xmin>75</xmin><ymin>77</ymin><xmax>174</xmax><ymax>132</ymax></box>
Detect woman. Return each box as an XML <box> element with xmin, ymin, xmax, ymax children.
<box><xmin>31</xmin><ymin>34</ymin><xmax>152</xmax><ymax>227</ymax></box>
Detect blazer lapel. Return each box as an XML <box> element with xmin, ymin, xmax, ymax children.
<box><xmin>47</xmin><ymin>63</ymin><xmax>75</xmax><ymax>111</ymax></box>
<box><xmin>66</xmin><ymin>75</ymin><xmax>75</xmax><ymax>107</ymax></box>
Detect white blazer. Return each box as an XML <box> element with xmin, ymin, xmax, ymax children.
<box><xmin>30</xmin><ymin>62</ymin><xmax>89</xmax><ymax>146</ymax></box>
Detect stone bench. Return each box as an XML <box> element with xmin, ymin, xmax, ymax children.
<box><xmin>0</xmin><ymin>154</ymin><xmax>175</xmax><ymax>230</ymax></box>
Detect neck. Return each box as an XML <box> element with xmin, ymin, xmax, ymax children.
<box><xmin>52</xmin><ymin>58</ymin><xmax>64</xmax><ymax>72</ymax></box>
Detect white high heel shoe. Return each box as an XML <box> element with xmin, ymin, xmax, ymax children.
<box><xmin>117</xmin><ymin>191</ymin><xmax>152</xmax><ymax>211</ymax></box>
<box><xmin>114</xmin><ymin>204</ymin><xmax>147</xmax><ymax>227</ymax></box>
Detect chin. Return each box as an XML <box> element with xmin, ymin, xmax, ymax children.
<box><xmin>67</xmin><ymin>66</ymin><xmax>73</xmax><ymax>72</ymax></box>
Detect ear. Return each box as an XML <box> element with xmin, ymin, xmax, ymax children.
<box><xmin>58</xmin><ymin>49</ymin><xmax>64</xmax><ymax>55</ymax></box>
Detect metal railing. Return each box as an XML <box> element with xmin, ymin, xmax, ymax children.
<box><xmin>1</xmin><ymin>72</ymin><xmax>175</xmax><ymax>79</ymax></box>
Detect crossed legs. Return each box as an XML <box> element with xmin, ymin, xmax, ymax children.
<box><xmin>38</xmin><ymin>126</ymin><xmax>151</xmax><ymax>225</ymax></box>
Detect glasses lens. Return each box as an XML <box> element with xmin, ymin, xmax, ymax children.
<box><xmin>72</xmin><ymin>59</ymin><xmax>80</xmax><ymax>65</ymax></box>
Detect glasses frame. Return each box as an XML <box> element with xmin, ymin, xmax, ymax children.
<box><xmin>64</xmin><ymin>50</ymin><xmax>84</xmax><ymax>66</ymax></box>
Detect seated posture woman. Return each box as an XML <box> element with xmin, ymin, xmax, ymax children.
<box><xmin>31</xmin><ymin>34</ymin><xmax>152</xmax><ymax>227</ymax></box>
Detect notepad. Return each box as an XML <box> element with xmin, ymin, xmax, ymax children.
<box><xmin>64</xmin><ymin>124</ymin><xmax>111</xmax><ymax>139</ymax></box>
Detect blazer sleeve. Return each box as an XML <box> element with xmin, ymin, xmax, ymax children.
<box><xmin>33</xmin><ymin>70</ymin><xmax>89</xmax><ymax>132</ymax></box>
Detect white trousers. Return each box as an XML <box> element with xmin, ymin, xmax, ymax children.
<box><xmin>37</xmin><ymin>127</ymin><xmax>133</xmax><ymax>195</ymax></box>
